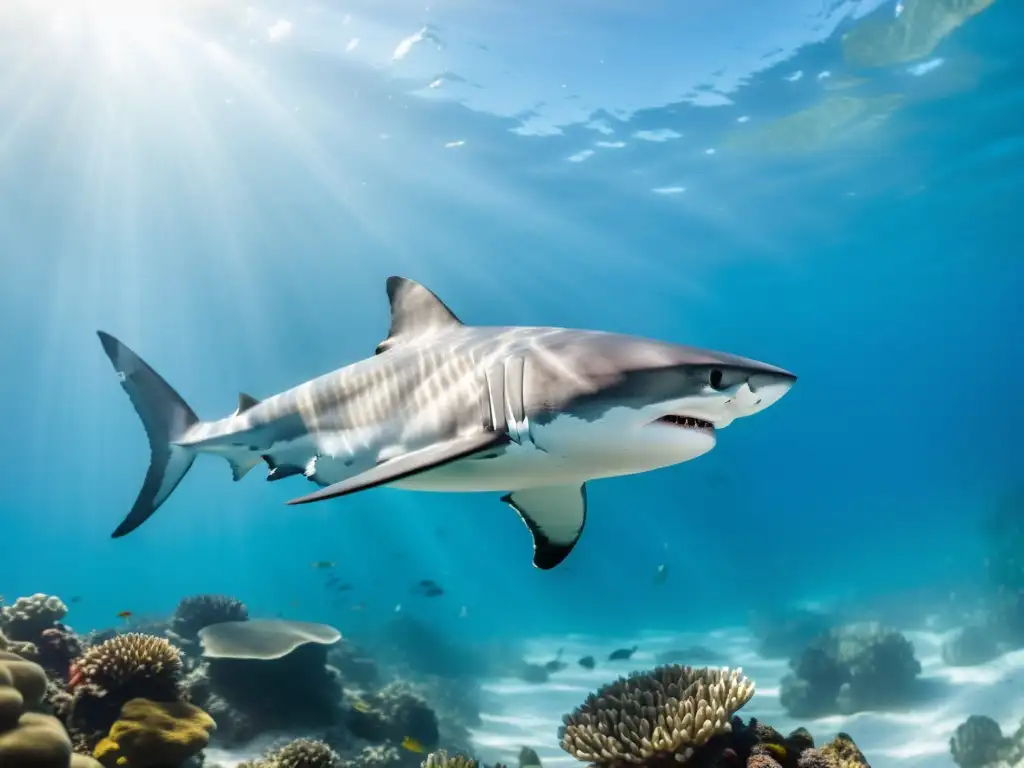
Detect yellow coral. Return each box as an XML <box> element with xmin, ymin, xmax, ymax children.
<box><xmin>93</xmin><ymin>698</ymin><xmax>215</xmax><ymax>768</ymax></box>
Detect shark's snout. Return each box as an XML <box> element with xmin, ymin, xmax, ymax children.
<box><xmin>715</xmin><ymin>370</ymin><xmax>796</xmax><ymax>426</ymax></box>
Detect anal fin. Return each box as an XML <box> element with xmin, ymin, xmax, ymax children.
<box><xmin>286</xmin><ymin>430</ymin><xmax>509</xmax><ymax>505</ymax></box>
<box><xmin>502</xmin><ymin>484</ymin><xmax>587</xmax><ymax>570</ymax></box>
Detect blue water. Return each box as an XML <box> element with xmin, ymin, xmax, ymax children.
<box><xmin>0</xmin><ymin>0</ymin><xmax>1020</xmax><ymax>703</ymax></box>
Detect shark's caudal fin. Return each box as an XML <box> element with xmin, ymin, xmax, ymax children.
<box><xmin>96</xmin><ymin>331</ymin><xmax>200</xmax><ymax>538</ymax></box>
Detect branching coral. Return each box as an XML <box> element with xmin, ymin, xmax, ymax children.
<box><xmin>170</xmin><ymin>595</ymin><xmax>249</xmax><ymax>649</ymax></box>
<box><xmin>73</xmin><ymin>633</ymin><xmax>183</xmax><ymax>701</ymax></box>
<box><xmin>422</xmin><ymin>750</ymin><xmax>480</xmax><ymax>768</ymax></box>
<box><xmin>240</xmin><ymin>738</ymin><xmax>341</xmax><ymax>768</ymax></box>
<box><xmin>1</xmin><ymin>594</ymin><xmax>69</xmax><ymax>642</ymax></box>
<box><xmin>559</xmin><ymin>665</ymin><xmax>755</xmax><ymax>766</ymax></box>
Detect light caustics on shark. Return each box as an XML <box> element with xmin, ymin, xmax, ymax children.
<box><xmin>97</xmin><ymin>277</ymin><xmax>796</xmax><ymax>569</ymax></box>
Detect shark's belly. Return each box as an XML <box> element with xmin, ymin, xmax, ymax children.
<box><xmin>389</xmin><ymin>441</ymin><xmax>588</xmax><ymax>492</ymax></box>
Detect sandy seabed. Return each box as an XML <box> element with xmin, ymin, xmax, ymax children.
<box><xmin>470</xmin><ymin>627</ymin><xmax>1024</xmax><ymax>768</ymax></box>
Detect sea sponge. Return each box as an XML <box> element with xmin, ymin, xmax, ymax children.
<box><xmin>2</xmin><ymin>594</ymin><xmax>69</xmax><ymax>642</ymax></box>
<box><xmin>422</xmin><ymin>750</ymin><xmax>480</xmax><ymax>768</ymax></box>
<box><xmin>93</xmin><ymin>698</ymin><xmax>215</xmax><ymax>768</ymax></box>
<box><xmin>74</xmin><ymin>633</ymin><xmax>183</xmax><ymax>701</ymax></box>
<box><xmin>559</xmin><ymin>665</ymin><xmax>756</xmax><ymax>766</ymax></box>
<box><xmin>0</xmin><ymin>651</ymin><xmax>102</xmax><ymax>768</ymax></box>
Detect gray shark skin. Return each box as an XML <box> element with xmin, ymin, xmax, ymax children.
<box><xmin>97</xmin><ymin>277</ymin><xmax>796</xmax><ymax>569</ymax></box>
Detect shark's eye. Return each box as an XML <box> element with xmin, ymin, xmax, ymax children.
<box><xmin>708</xmin><ymin>368</ymin><xmax>725</xmax><ymax>390</ymax></box>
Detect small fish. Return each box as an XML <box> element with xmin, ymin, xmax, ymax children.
<box><xmin>70</xmin><ymin>596</ymin><xmax>82</xmax><ymax>604</ymax></box>
<box><xmin>653</xmin><ymin>563</ymin><xmax>668</xmax><ymax>585</ymax></box>
<box><xmin>312</xmin><ymin>561</ymin><xmax>335</xmax><ymax>569</ymax></box>
<box><xmin>578</xmin><ymin>655</ymin><xmax>596</xmax><ymax>670</ymax></box>
<box><xmin>423</xmin><ymin>586</ymin><xmax>444</xmax><ymax>597</ymax></box>
<box><xmin>395</xmin><ymin>604</ymin><xmax>402</xmax><ymax>613</ymax></box>
<box><xmin>608</xmin><ymin>645</ymin><xmax>638</xmax><ymax>661</ymax></box>
<box><xmin>401</xmin><ymin>736</ymin><xmax>426</xmax><ymax>754</ymax></box>
<box><xmin>334</xmin><ymin>583</ymin><xmax>354</xmax><ymax>592</ymax></box>
<box><xmin>116</xmin><ymin>610</ymin><xmax>133</xmax><ymax>620</ymax></box>
<box><xmin>352</xmin><ymin>699</ymin><xmax>373</xmax><ymax>713</ymax></box>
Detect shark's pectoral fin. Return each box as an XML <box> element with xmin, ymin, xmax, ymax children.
<box><xmin>502</xmin><ymin>484</ymin><xmax>587</xmax><ymax>570</ymax></box>
<box><xmin>285</xmin><ymin>430</ymin><xmax>509</xmax><ymax>505</ymax></box>
<box><xmin>227</xmin><ymin>455</ymin><xmax>262</xmax><ymax>481</ymax></box>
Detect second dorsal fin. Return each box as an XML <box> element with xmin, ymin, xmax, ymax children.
<box><xmin>375</xmin><ymin>277</ymin><xmax>463</xmax><ymax>355</ymax></box>
<box><xmin>237</xmin><ymin>392</ymin><xmax>261</xmax><ymax>413</ymax></box>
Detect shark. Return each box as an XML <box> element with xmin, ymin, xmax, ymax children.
<box><xmin>97</xmin><ymin>276</ymin><xmax>796</xmax><ymax>569</ymax></box>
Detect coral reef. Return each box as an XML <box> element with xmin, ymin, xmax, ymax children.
<box><xmin>64</xmin><ymin>632</ymin><xmax>186</xmax><ymax>749</ymax></box>
<box><xmin>347</xmin><ymin>681</ymin><xmax>440</xmax><ymax>750</ymax></box>
<box><xmin>190</xmin><ymin>619</ymin><xmax>343</xmax><ymax>743</ymax></box>
<box><xmin>557</xmin><ymin>664</ymin><xmax>868</xmax><ymax>768</ymax></box>
<box><xmin>560</xmin><ymin>665</ymin><xmax>755</xmax><ymax>764</ymax></box>
<box><xmin>0</xmin><ymin>626</ymin><xmax>41</xmax><ymax>662</ymax></box>
<box><xmin>422</xmin><ymin>750</ymin><xmax>481</xmax><ymax>768</ymax></box>
<box><xmin>93</xmin><ymin>698</ymin><xmax>215</xmax><ymax>768</ymax></box>
<box><xmin>951</xmin><ymin>715</ymin><xmax>1023</xmax><ymax>768</ymax></box>
<box><xmin>780</xmin><ymin>622</ymin><xmax>921</xmax><ymax>717</ymax></box>
<box><xmin>0</xmin><ymin>650</ymin><xmax>102</xmax><ymax>768</ymax></box>
<box><xmin>169</xmin><ymin>595</ymin><xmax>250</xmax><ymax>655</ymax></box>
<box><xmin>1</xmin><ymin>593</ymin><xmax>69</xmax><ymax>642</ymax></box>
<box><xmin>941</xmin><ymin>626</ymin><xmax>1001</xmax><ymax>667</ymax></box>
<box><xmin>329</xmin><ymin>640</ymin><xmax>381</xmax><ymax>689</ymax></box>
<box><xmin>240</xmin><ymin>737</ymin><xmax>342</xmax><ymax>768</ymax></box>
<box><xmin>72</xmin><ymin>632</ymin><xmax>184</xmax><ymax>702</ymax></box>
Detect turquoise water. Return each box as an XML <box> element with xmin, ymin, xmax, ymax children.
<box><xmin>0</xmin><ymin>0</ymin><xmax>1019</xmax><ymax>650</ymax></box>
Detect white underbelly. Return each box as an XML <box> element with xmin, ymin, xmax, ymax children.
<box><xmin>390</xmin><ymin>441</ymin><xmax>587</xmax><ymax>491</ymax></box>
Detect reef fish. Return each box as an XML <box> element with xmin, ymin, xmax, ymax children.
<box><xmin>578</xmin><ymin>655</ymin><xmax>595</xmax><ymax>669</ymax></box>
<box><xmin>98</xmin><ymin>277</ymin><xmax>795</xmax><ymax>570</ymax></box>
<box><xmin>608</xmin><ymin>645</ymin><xmax>638</xmax><ymax>661</ymax></box>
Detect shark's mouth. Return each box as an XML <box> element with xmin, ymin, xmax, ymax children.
<box><xmin>653</xmin><ymin>415</ymin><xmax>715</xmax><ymax>433</ymax></box>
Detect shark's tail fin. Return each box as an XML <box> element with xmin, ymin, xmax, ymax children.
<box><xmin>97</xmin><ymin>331</ymin><xmax>200</xmax><ymax>538</ymax></box>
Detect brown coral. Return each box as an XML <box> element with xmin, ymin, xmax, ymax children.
<box><xmin>818</xmin><ymin>734</ymin><xmax>869</xmax><ymax>768</ymax></box>
<box><xmin>423</xmin><ymin>750</ymin><xmax>480</xmax><ymax>768</ymax></box>
<box><xmin>2</xmin><ymin>594</ymin><xmax>68</xmax><ymax>642</ymax></box>
<box><xmin>240</xmin><ymin>738</ymin><xmax>341</xmax><ymax>768</ymax></box>
<box><xmin>73</xmin><ymin>633</ymin><xmax>183</xmax><ymax>701</ymax></box>
<box><xmin>559</xmin><ymin>665</ymin><xmax>756</xmax><ymax>766</ymax></box>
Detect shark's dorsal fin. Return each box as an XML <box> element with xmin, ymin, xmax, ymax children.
<box><xmin>376</xmin><ymin>276</ymin><xmax>463</xmax><ymax>354</ymax></box>
<box><xmin>237</xmin><ymin>392</ymin><xmax>260</xmax><ymax>412</ymax></box>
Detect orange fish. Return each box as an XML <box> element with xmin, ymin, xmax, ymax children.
<box><xmin>116</xmin><ymin>611</ymin><xmax>133</xmax><ymax>619</ymax></box>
